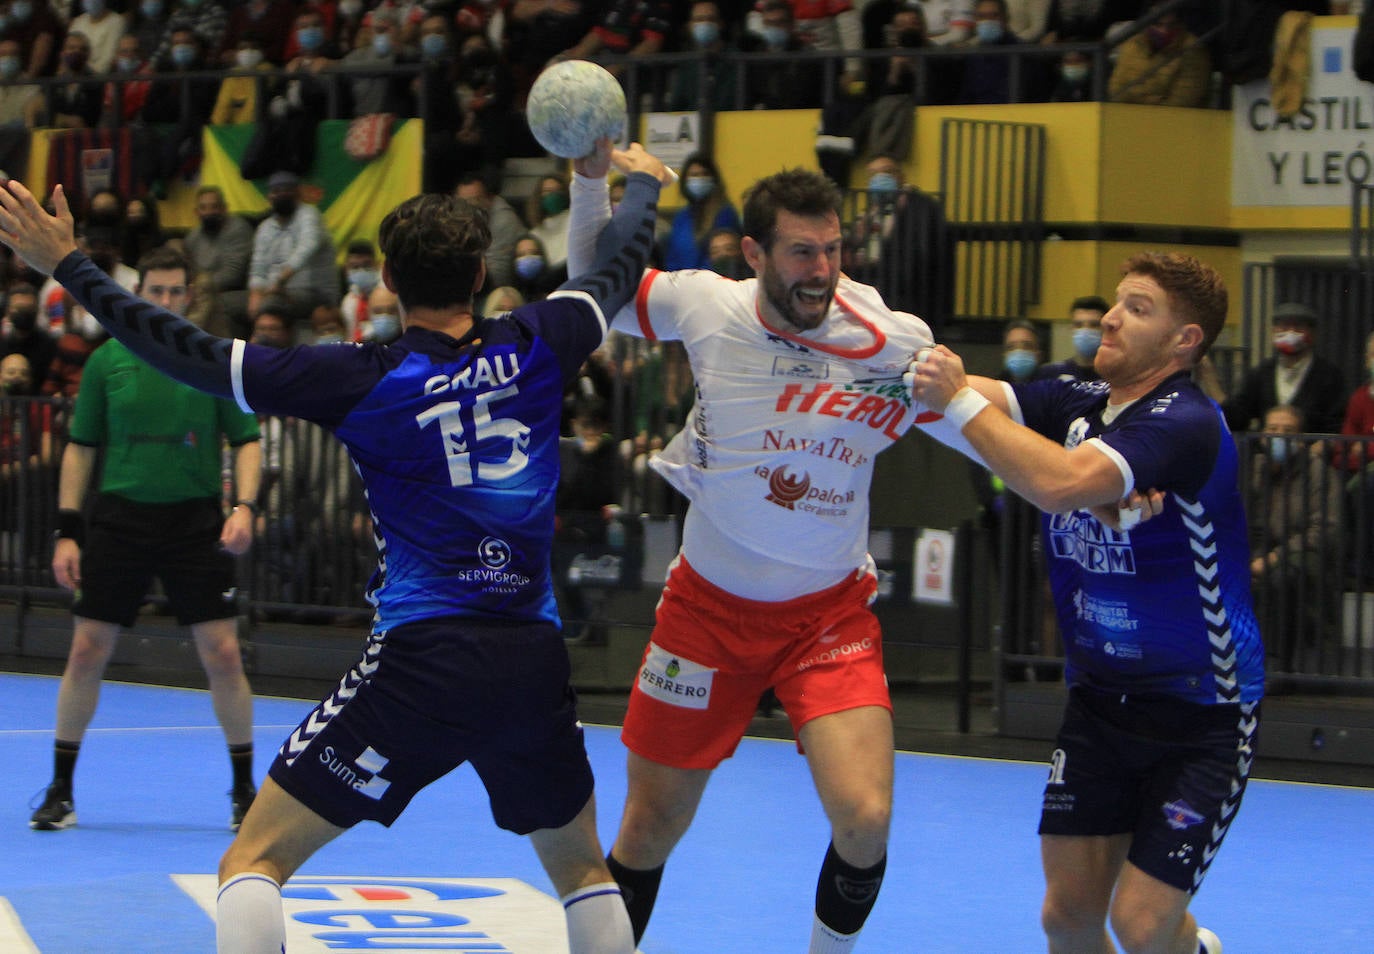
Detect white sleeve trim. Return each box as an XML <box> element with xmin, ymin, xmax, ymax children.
<box><xmin>1000</xmin><ymin>380</ymin><xmax>1023</xmax><ymax>424</ymax></box>
<box><xmin>547</xmin><ymin>288</ymin><xmax>608</xmax><ymax>341</ymax></box>
<box><xmin>230</xmin><ymin>338</ymin><xmax>253</xmax><ymax>414</ymax></box>
<box><xmin>1085</xmin><ymin>437</ymin><xmax>1133</xmax><ymax>498</ymax></box>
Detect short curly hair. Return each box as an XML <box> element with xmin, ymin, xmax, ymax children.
<box><xmin>1120</xmin><ymin>252</ymin><xmax>1228</xmax><ymax>361</ymax></box>
<box><xmin>379</xmin><ymin>194</ymin><xmax>490</xmax><ymax>311</ymax></box>
<box><xmin>741</xmin><ymin>168</ymin><xmax>843</xmax><ymax>251</ymax></box>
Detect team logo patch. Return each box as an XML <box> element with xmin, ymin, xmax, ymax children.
<box><xmin>176</xmin><ymin>875</ymin><xmax>576</xmax><ymax>953</ymax></box>
<box><xmin>771</xmin><ymin>356</ymin><xmax>830</xmax><ymax>378</ymax></box>
<box><xmin>479</xmin><ymin>536</ymin><xmax>512</xmax><ymax>569</ymax></box>
<box><xmin>1162</xmin><ymin>799</ymin><xmax>1205</xmax><ymax>830</ymax></box>
<box><xmin>765</xmin><ymin>466</ymin><xmax>811</xmax><ymax>509</ymax></box>
<box><xmin>637</xmin><ymin>642</ymin><xmax>714</xmax><ymax>709</ymax></box>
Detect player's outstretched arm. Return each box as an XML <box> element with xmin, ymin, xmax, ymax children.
<box><xmin>559</xmin><ymin>145</ymin><xmax>669</xmax><ymax>319</ymax></box>
<box><xmin>0</xmin><ymin>180</ymin><xmax>235</xmax><ymax>398</ymax></box>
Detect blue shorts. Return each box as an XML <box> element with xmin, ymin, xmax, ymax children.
<box><xmin>1038</xmin><ymin>685</ymin><xmax>1260</xmax><ymax>894</ymax></box>
<box><xmin>268</xmin><ymin>616</ymin><xmax>594</xmax><ymax>835</ymax></box>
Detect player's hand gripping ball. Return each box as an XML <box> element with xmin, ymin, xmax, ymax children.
<box><xmin>525</xmin><ymin>60</ymin><xmax>628</xmax><ymax>159</ymax></box>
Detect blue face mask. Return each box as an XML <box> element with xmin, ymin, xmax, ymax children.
<box><xmin>975</xmin><ymin>20</ymin><xmax>1003</xmax><ymax>43</ymax></box>
<box><xmin>1268</xmin><ymin>437</ymin><xmax>1292</xmax><ymax>465</ymax></box>
<box><xmin>0</xmin><ymin>56</ymin><xmax>19</xmax><ymax>79</ymax></box>
<box><xmin>1072</xmin><ymin>328</ymin><xmax>1102</xmax><ymax>359</ymax></box>
<box><xmin>348</xmin><ymin>269</ymin><xmax>379</xmax><ymax>292</ymax></box>
<box><xmin>370</xmin><ymin>314</ymin><xmax>401</xmax><ymax>343</ymax></box>
<box><xmin>515</xmin><ymin>255</ymin><xmax>544</xmax><ymax>280</ymax></box>
<box><xmin>421</xmin><ymin>34</ymin><xmax>447</xmax><ymax>58</ymax></box>
<box><xmin>1003</xmin><ymin>349</ymin><xmax>1038</xmax><ymax>380</ymax></box>
<box><xmin>10</xmin><ymin>1</ymin><xmax>32</xmax><ymax>22</ymax></box>
<box><xmin>683</xmin><ymin>176</ymin><xmax>715</xmax><ymax>202</ymax></box>
<box><xmin>372</xmin><ymin>33</ymin><xmax>393</xmax><ymax>57</ymax></box>
<box><xmin>141</xmin><ymin>0</ymin><xmax>162</xmax><ymax>19</ymax></box>
<box><xmin>691</xmin><ymin>22</ymin><xmax>719</xmax><ymax>47</ymax></box>
<box><xmin>762</xmin><ymin>25</ymin><xmax>789</xmax><ymax>49</ymax></box>
<box><xmin>867</xmin><ymin>173</ymin><xmax>900</xmax><ymax>194</ymax></box>
<box><xmin>297</xmin><ymin>26</ymin><xmax>325</xmax><ymax>51</ymax></box>
<box><xmin>170</xmin><ymin>43</ymin><xmax>196</xmax><ymax>68</ymax></box>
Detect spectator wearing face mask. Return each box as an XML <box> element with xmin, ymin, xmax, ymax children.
<box><xmin>999</xmin><ymin>318</ymin><xmax>1042</xmax><ymax>384</ymax></box>
<box><xmin>525</xmin><ymin>173</ymin><xmax>572</xmax><ymax>273</ymax></box>
<box><xmin>151</xmin><ymin>0</ymin><xmax>229</xmax><ymax>67</ymax></box>
<box><xmin>0</xmin><ymin>283</ymin><xmax>55</xmax><ymax>395</ymax></box>
<box><xmin>340</xmin><ymin>240</ymin><xmax>383</xmax><ymax>342</ymax></box>
<box><xmin>1048</xmin><ymin>46</ymin><xmax>1095</xmax><ymax>103</ymax></box>
<box><xmin>0</xmin><ymin>38</ymin><xmax>42</xmax><ymax>152</ymax></box>
<box><xmin>360</xmin><ymin>281</ymin><xmax>403</xmax><ymax>345</ymax></box>
<box><xmin>742</xmin><ymin>0</ymin><xmax>825</xmax><ymax>108</ymax></box>
<box><xmin>668</xmin><ymin>1</ymin><xmax>742</xmax><ymax>112</ymax></box>
<box><xmin>142</xmin><ymin>29</ymin><xmax>220</xmax><ymax>186</ymax></box>
<box><xmin>218</xmin><ymin>0</ymin><xmax>297</xmax><ymax>67</ymax></box>
<box><xmin>661</xmin><ymin>153</ymin><xmax>741</xmax><ymax>271</ymax></box>
<box><xmin>1206</xmin><ymin>302</ymin><xmax>1348</xmax><ymax>435</ymax></box>
<box><xmin>68</xmin><ymin>0</ymin><xmax>125</xmax><ymax>74</ymax></box>
<box><xmin>211</xmin><ymin>36</ymin><xmax>274</xmax><ymax>126</ymax></box>
<box><xmin>1</xmin><ymin>0</ymin><xmax>62</xmax><ymax>78</ymax></box>
<box><xmin>511</xmin><ymin>233</ymin><xmax>563</xmax><ymax>303</ymax></box>
<box><xmin>1107</xmin><ymin>1</ymin><xmax>1211</xmax><ymax>108</ymax></box>
<box><xmin>248</xmin><ymin>170</ymin><xmax>340</xmax><ymax>329</ymax></box>
<box><xmin>41</xmin><ymin>31</ymin><xmax>100</xmax><ymax>129</ymax></box>
<box><xmin>955</xmin><ymin>0</ymin><xmax>1039</xmax><ymax>105</ymax></box>
<box><xmin>1036</xmin><ymin>295</ymin><xmax>1108</xmax><ymax>383</ymax></box>
<box><xmin>185</xmin><ymin>185</ymin><xmax>255</xmax><ymax>335</ymax></box>
<box><xmin>101</xmin><ymin>34</ymin><xmax>155</xmax><ymax>126</ymax></box>
<box><xmin>340</xmin><ymin>10</ymin><xmax>413</xmax><ymax>118</ymax></box>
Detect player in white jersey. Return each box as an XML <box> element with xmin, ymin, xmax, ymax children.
<box><xmin>567</xmin><ymin>163</ymin><xmax>938</xmax><ymax>952</ymax></box>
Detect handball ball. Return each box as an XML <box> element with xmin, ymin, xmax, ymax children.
<box><xmin>526</xmin><ymin>60</ymin><xmax>627</xmax><ymax>159</ymax></box>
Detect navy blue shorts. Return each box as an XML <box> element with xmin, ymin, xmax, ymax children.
<box><xmin>268</xmin><ymin>616</ymin><xmax>594</xmax><ymax>835</ymax></box>
<box><xmin>75</xmin><ymin>494</ymin><xmax>236</xmax><ymax>627</ymax></box>
<box><xmin>1038</xmin><ymin>685</ymin><xmax>1261</xmax><ymax>894</ymax></box>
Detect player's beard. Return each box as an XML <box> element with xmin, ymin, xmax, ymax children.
<box><xmin>761</xmin><ymin>264</ymin><xmax>835</xmax><ymax>332</ymax></box>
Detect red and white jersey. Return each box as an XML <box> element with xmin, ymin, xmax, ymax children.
<box><xmin>613</xmin><ymin>268</ymin><xmax>934</xmax><ymax>572</ymax></box>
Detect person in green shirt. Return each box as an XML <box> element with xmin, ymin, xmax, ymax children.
<box><xmin>30</xmin><ymin>246</ymin><xmax>263</xmax><ymax>833</ymax></box>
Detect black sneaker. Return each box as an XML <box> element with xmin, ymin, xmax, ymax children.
<box><xmin>230</xmin><ymin>784</ymin><xmax>257</xmax><ymax>832</ymax></box>
<box><xmin>29</xmin><ymin>783</ymin><xmax>76</xmax><ymax>831</ymax></box>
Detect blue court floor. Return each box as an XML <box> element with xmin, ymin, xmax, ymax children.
<box><xmin>2</xmin><ymin>672</ymin><xmax>1371</xmax><ymax>952</ymax></box>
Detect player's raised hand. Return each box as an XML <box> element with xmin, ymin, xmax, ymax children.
<box><xmin>0</xmin><ymin>180</ymin><xmax>79</xmax><ymax>276</ymax></box>
<box><xmin>612</xmin><ymin>143</ymin><xmax>677</xmax><ymax>187</ymax></box>
<box><xmin>572</xmin><ymin>136</ymin><xmax>615</xmax><ymax>180</ymax></box>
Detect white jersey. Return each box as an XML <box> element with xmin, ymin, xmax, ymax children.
<box><xmin>612</xmin><ymin>268</ymin><xmax>934</xmax><ymax>573</ymax></box>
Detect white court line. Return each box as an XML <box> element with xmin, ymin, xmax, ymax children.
<box><xmin>0</xmin><ymin>898</ymin><xmax>41</xmax><ymax>954</ymax></box>
<box><xmin>0</xmin><ymin>724</ymin><xmax>302</xmax><ymax>736</ymax></box>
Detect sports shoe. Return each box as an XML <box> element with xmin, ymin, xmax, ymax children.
<box><xmin>230</xmin><ymin>784</ymin><xmax>257</xmax><ymax>832</ymax></box>
<box><xmin>1197</xmin><ymin>926</ymin><xmax>1223</xmax><ymax>954</ymax></box>
<box><xmin>29</xmin><ymin>783</ymin><xmax>76</xmax><ymax>831</ymax></box>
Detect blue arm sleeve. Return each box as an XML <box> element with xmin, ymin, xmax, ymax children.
<box><xmin>557</xmin><ymin>170</ymin><xmax>660</xmax><ymax>319</ymax></box>
<box><xmin>53</xmin><ymin>251</ymin><xmax>236</xmax><ymax>400</ymax></box>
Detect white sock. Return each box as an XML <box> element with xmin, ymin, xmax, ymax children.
<box><xmin>217</xmin><ymin>872</ymin><xmax>286</xmax><ymax>954</ymax></box>
<box><xmin>562</xmin><ymin>881</ymin><xmax>634</xmax><ymax>954</ymax></box>
<box><xmin>809</xmin><ymin>914</ymin><xmax>861</xmax><ymax>954</ymax></box>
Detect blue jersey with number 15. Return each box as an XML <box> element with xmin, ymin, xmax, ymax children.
<box><xmin>233</xmin><ymin>292</ymin><xmax>604</xmax><ymax>631</ymax></box>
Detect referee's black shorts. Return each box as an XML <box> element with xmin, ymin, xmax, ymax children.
<box><xmin>74</xmin><ymin>494</ymin><xmax>237</xmax><ymax>628</ymax></box>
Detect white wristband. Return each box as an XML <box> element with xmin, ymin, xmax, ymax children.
<box><xmin>944</xmin><ymin>387</ymin><xmax>991</xmax><ymax>431</ymax></box>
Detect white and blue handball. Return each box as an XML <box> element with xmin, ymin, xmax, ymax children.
<box><xmin>525</xmin><ymin>60</ymin><xmax>628</xmax><ymax>160</ymax></box>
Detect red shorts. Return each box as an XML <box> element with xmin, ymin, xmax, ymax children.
<box><xmin>622</xmin><ymin>556</ymin><xmax>891</xmax><ymax>769</ymax></box>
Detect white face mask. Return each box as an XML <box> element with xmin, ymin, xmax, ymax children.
<box><xmin>236</xmin><ymin>48</ymin><xmax>263</xmax><ymax>69</ymax></box>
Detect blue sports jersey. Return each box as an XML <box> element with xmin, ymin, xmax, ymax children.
<box><xmin>1009</xmin><ymin>371</ymin><xmax>1265</xmax><ymax>705</ymax></box>
<box><xmin>227</xmin><ymin>298</ymin><xmax>603</xmax><ymax>631</ymax></box>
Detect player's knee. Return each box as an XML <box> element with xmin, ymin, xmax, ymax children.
<box><xmin>1041</xmin><ymin>891</ymin><xmax>1103</xmax><ymax>941</ymax></box>
<box><xmin>66</xmin><ymin>629</ymin><xmax>116</xmax><ymax>672</ymax></box>
<box><xmin>1108</xmin><ymin>902</ymin><xmax>1177</xmax><ymax>954</ymax></box>
<box><xmin>833</xmin><ymin>790</ymin><xmax>892</xmax><ymax>845</ymax></box>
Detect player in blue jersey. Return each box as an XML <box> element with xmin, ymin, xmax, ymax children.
<box><xmin>0</xmin><ymin>141</ymin><xmax>671</xmax><ymax>954</ymax></box>
<box><xmin>909</xmin><ymin>252</ymin><xmax>1258</xmax><ymax>954</ymax></box>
